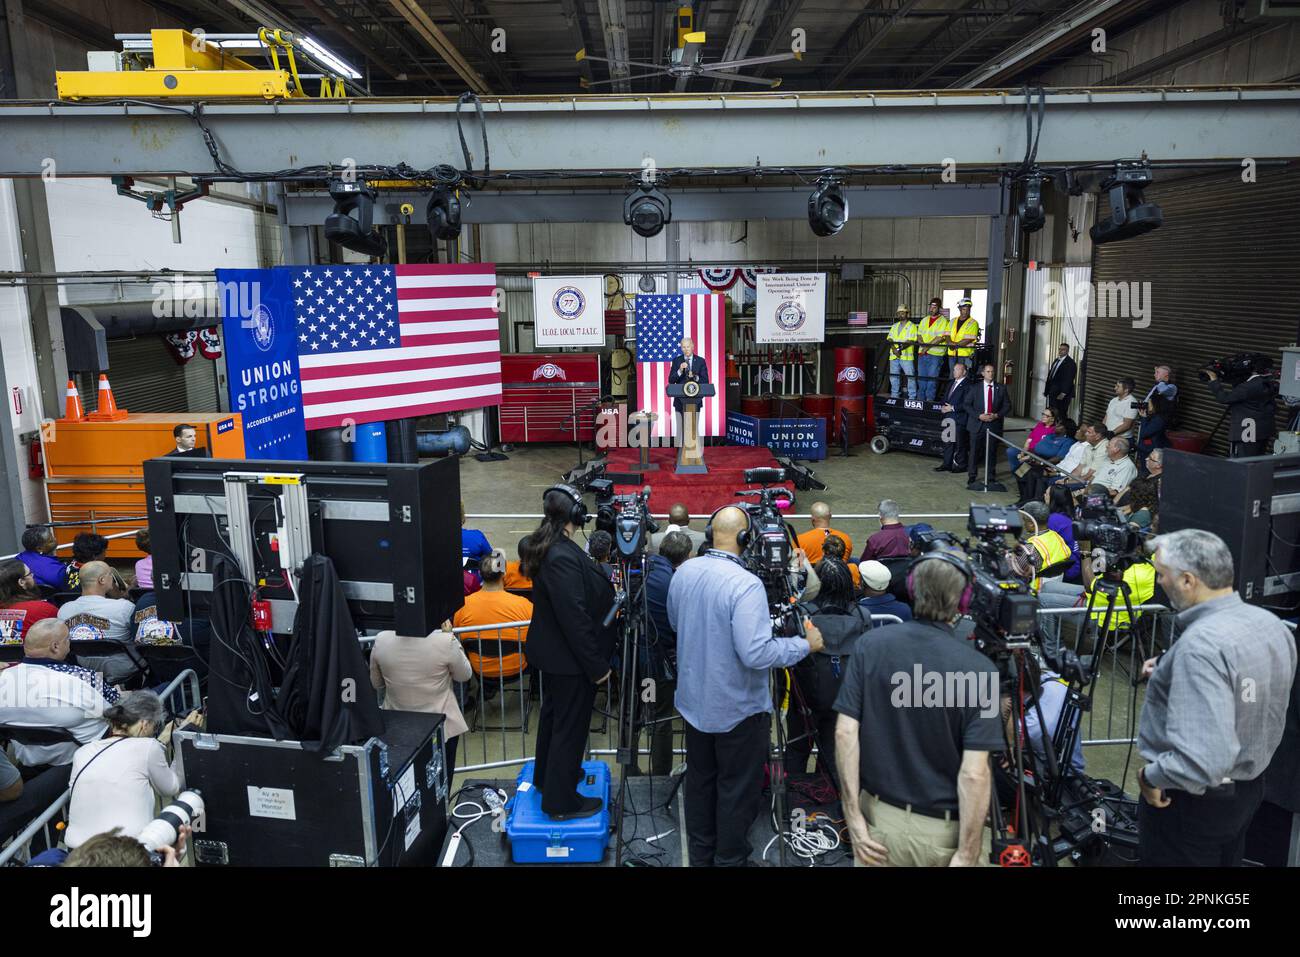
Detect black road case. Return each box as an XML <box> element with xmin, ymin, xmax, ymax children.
<box><xmin>175</xmin><ymin>710</ymin><xmax>448</xmax><ymax>867</ymax></box>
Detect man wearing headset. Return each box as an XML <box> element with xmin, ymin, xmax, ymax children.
<box><xmin>833</xmin><ymin>550</ymin><xmax>1002</xmax><ymax>866</ymax></box>
<box><xmin>668</xmin><ymin>505</ymin><xmax>824</xmax><ymax>866</ymax></box>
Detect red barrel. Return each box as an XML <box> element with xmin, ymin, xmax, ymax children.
<box><xmin>773</xmin><ymin>394</ymin><xmax>803</xmax><ymax>417</ymax></box>
<box><xmin>803</xmin><ymin>393</ymin><xmax>834</xmax><ymax>437</ymax></box>
<box><xmin>741</xmin><ymin>395</ymin><xmax>773</xmax><ymax>418</ymax></box>
<box><xmin>835</xmin><ymin>346</ymin><xmax>868</xmax><ymax>399</ymax></box>
<box><xmin>833</xmin><ymin>396</ymin><xmax>871</xmax><ymax>446</ymax></box>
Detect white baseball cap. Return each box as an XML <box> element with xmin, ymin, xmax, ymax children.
<box><xmin>859</xmin><ymin>560</ymin><xmax>892</xmax><ymax>592</ymax></box>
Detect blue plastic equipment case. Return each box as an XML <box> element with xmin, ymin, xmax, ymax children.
<box><xmin>505</xmin><ymin>760</ymin><xmax>612</xmax><ymax>864</ymax></box>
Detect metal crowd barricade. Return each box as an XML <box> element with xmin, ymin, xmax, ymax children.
<box><xmin>0</xmin><ymin>667</ymin><xmax>203</xmax><ymax>867</ymax></box>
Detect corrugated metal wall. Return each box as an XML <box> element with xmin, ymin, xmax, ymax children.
<box><xmin>97</xmin><ymin>335</ymin><xmax>222</xmax><ymax>414</ymax></box>
<box><xmin>1084</xmin><ymin>168</ymin><xmax>1300</xmax><ymax>454</ymax></box>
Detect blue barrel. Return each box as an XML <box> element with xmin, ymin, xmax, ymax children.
<box><xmin>352</xmin><ymin>421</ymin><xmax>389</xmax><ymax>463</ymax></box>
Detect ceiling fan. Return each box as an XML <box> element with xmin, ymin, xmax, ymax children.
<box><xmin>576</xmin><ymin>4</ymin><xmax>800</xmax><ymax>90</ymax></box>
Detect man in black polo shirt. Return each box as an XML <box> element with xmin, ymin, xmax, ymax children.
<box><xmin>834</xmin><ymin>550</ymin><xmax>1003</xmax><ymax>866</ymax></box>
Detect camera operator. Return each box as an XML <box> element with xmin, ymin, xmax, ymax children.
<box><xmin>1136</xmin><ymin>529</ymin><xmax>1297</xmax><ymax>866</ymax></box>
<box><xmin>520</xmin><ymin>486</ymin><xmax>616</xmax><ymax>820</ymax></box>
<box><xmin>1207</xmin><ymin>359</ymin><xmax>1278</xmax><ymax>457</ymax></box>
<box><xmin>641</xmin><ymin>530</ymin><xmax>693</xmax><ymax>776</ymax></box>
<box><xmin>834</xmin><ymin>552</ymin><xmax>1001</xmax><ymax>866</ymax></box>
<box><xmin>784</xmin><ymin>557</ymin><xmax>870</xmax><ymax>791</ymax></box>
<box><xmin>667</xmin><ymin>506</ymin><xmax>823</xmax><ymax>866</ymax></box>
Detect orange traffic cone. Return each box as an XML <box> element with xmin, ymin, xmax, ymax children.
<box><xmin>86</xmin><ymin>373</ymin><xmax>128</xmax><ymax>421</ymax></box>
<box><xmin>58</xmin><ymin>379</ymin><xmax>85</xmax><ymax>422</ymax></box>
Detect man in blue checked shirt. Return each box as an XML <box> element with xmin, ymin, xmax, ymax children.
<box><xmin>668</xmin><ymin>506</ymin><xmax>823</xmax><ymax>866</ymax></box>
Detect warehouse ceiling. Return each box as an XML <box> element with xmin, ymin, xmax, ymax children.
<box><xmin>44</xmin><ymin>0</ymin><xmax>1190</xmax><ymax>97</ymax></box>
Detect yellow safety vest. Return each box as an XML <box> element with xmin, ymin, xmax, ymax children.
<box><xmin>887</xmin><ymin>320</ymin><xmax>918</xmax><ymax>361</ymax></box>
<box><xmin>1087</xmin><ymin>561</ymin><xmax>1156</xmax><ymax>631</ymax></box>
<box><xmin>917</xmin><ymin>315</ymin><xmax>950</xmax><ymax>356</ymax></box>
<box><xmin>1027</xmin><ymin>530</ymin><xmax>1073</xmax><ymax>594</ymax></box>
<box><xmin>950</xmin><ymin>316</ymin><xmax>979</xmax><ymax>357</ymax></box>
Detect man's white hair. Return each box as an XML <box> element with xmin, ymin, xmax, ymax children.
<box><xmin>878</xmin><ymin>499</ymin><xmax>901</xmax><ymax>520</ymax></box>
<box><xmin>1154</xmin><ymin>529</ymin><xmax>1234</xmax><ymax>590</ymax></box>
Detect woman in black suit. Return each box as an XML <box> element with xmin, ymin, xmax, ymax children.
<box><xmin>519</xmin><ymin>485</ymin><xmax>616</xmax><ymax>819</ymax></box>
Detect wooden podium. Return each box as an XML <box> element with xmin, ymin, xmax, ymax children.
<box><xmin>666</xmin><ymin>381</ymin><xmax>715</xmax><ymax>475</ymax></box>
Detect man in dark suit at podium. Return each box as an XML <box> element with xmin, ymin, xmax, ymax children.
<box><xmin>667</xmin><ymin>338</ymin><xmax>709</xmax><ymax>420</ymax></box>
<box><xmin>961</xmin><ymin>363</ymin><xmax>1011</xmax><ymax>487</ymax></box>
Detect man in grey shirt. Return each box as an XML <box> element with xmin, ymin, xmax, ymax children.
<box><xmin>667</xmin><ymin>506</ymin><xmax>822</xmax><ymax>866</ymax></box>
<box><xmin>647</xmin><ymin>503</ymin><xmax>706</xmax><ymax>556</ymax></box>
<box><xmin>1137</xmin><ymin>528</ymin><xmax>1297</xmax><ymax>866</ymax></box>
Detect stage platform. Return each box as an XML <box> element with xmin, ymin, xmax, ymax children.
<box><xmin>605</xmin><ymin>445</ymin><xmax>797</xmax><ymax>514</ymax></box>
<box><xmin>440</xmin><ymin>772</ymin><xmax>850</xmax><ymax>868</ymax></box>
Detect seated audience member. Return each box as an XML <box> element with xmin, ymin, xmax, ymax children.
<box><xmin>587</xmin><ymin>530</ymin><xmax>616</xmax><ymax>580</ymax></box>
<box><xmin>1</xmin><ymin>748</ymin><xmax>22</xmax><ymax>802</ymax></box>
<box><xmin>60</xmin><ymin>825</ymin><xmax>190</xmax><ymax>868</ymax></box>
<box><xmin>1136</xmin><ymin>393</ymin><xmax>1172</xmax><ymax>470</ymax></box>
<box><xmin>798</xmin><ymin>502</ymin><xmax>853</xmax><ymax>564</ymax></box>
<box><xmin>821</xmin><ymin>533</ymin><xmax>861</xmax><ymax>589</ymax></box>
<box><xmin>649</xmin><ymin>504</ymin><xmax>707</xmax><ymax>555</ymax></box>
<box><xmin>1007</xmin><ymin>407</ymin><xmax>1057</xmax><ymax>474</ymax></box>
<box><xmin>0</xmin><ymin>619</ymin><xmax>117</xmax><ymax>768</ymax></box>
<box><xmin>0</xmin><ymin>559</ymin><xmax>59</xmax><ymax>644</ymax></box>
<box><xmin>503</xmin><ymin>535</ymin><xmax>533</xmax><ymax>591</ymax></box>
<box><xmin>133</xmin><ymin>529</ymin><xmax>153</xmax><ymax>590</ymax></box>
<box><xmin>860</xmin><ymin>499</ymin><xmax>910</xmax><ymax>561</ymax></box>
<box><xmin>792</xmin><ymin>546</ymin><xmax>822</xmax><ymax>603</ymax></box>
<box><xmin>454</xmin><ymin>550</ymin><xmax>532</xmax><ymax>679</ymax></box>
<box><xmin>1015</xmin><ymin>417</ymin><xmax>1078</xmax><ymax>505</ymax></box>
<box><xmin>65</xmin><ymin>691</ymin><xmax>198</xmax><ymax>850</ymax></box>
<box><xmin>64</xmin><ymin>533</ymin><xmax>109</xmax><ymax>592</ymax></box>
<box><xmin>460</xmin><ymin>501</ymin><xmax>492</xmax><ymax>579</ymax></box>
<box><xmin>15</xmin><ymin>526</ymin><xmax>68</xmax><ymax>591</ymax></box>
<box><xmin>1000</xmin><ymin>670</ymin><xmax>1085</xmax><ymax>787</ymax></box>
<box><xmin>370</xmin><ymin>619</ymin><xmax>472</xmax><ymax>784</ymax></box>
<box><xmin>1045</xmin><ymin>485</ymin><xmax>1082</xmax><ymax>583</ymax></box>
<box><xmin>57</xmin><ymin>561</ymin><xmax>135</xmax><ymax>642</ymax></box>
<box><xmin>1095</xmin><ymin>437</ymin><xmax>1138</xmax><ymax>496</ymax></box>
<box><xmin>1066</xmin><ymin>422</ymin><xmax>1109</xmax><ymax>487</ymax></box>
<box><xmin>858</xmin><ymin>560</ymin><xmax>912</xmax><ymax>623</ymax></box>
<box><xmin>1118</xmin><ymin>448</ymin><xmax>1164</xmax><ymax>530</ymax></box>
<box><xmin>1037</xmin><ymin>541</ymin><xmax>1156</xmax><ymax>662</ymax></box>
<box><xmin>642</xmin><ymin>530</ymin><xmax>693</xmax><ymax>776</ymax></box>
<box><xmin>786</xmin><ymin>557</ymin><xmax>871</xmax><ymax>790</ymax></box>
<box><xmin>1103</xmin><ymin>378</ymin><xmax>1141</xmax><ymax>439</ymax></box>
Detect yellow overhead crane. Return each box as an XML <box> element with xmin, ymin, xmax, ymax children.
<box><xmin>55</xmin><ymin>28</ymin><xmax>349</xmax><ymax>100</ymax></box>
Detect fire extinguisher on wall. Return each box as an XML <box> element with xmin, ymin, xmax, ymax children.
<box><xmin>1003</xmin><ymin>358</ymin><xmax>1014</xmax><ymax>388</ymax></box>
<box><xmin>28</xmin><ymin>436</ymin><xmax>44</xmax><ymax>479</ymax></box>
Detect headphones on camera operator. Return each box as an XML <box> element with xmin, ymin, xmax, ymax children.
<box><xmin>543</xmin><ymin>483</ymin><xmax>591</xmax><ymax>527</ymax></box>
<box><xmin>904</xmin><ymin>548</ymin><xmax>975</xmax><ymax>617</ymax></box>
<box><xmin>702</xmin><ymin>504</ymin><xmax>752</xmax><ymax>551</ymax></box>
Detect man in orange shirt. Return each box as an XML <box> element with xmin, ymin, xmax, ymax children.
<box><xmin>454</xmin><ymin>551</ymin><xmax>533</xmax><ymax>679</ymax></box>
<box><xmin>503</xmin><ymin>535</ymin><xmax>533</xmax><ymax>592</ymax></box>
<box><xmin>796</xmin><ymin>502</ymin><xmax>853</xmax><ymax>565</ymax></box>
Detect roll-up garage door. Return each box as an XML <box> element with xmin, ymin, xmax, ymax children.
<box><xmin>1082</xmin><ymin>167</ymin><xmax>1300</xmax><ymax>455</ymax></box>
<box><xmin>98</xmin><ymin>335</ymin><xmax>223</xmax><ymax>414</ymax></box>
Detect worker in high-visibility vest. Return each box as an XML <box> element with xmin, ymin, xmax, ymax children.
<box><xmin>1016</xmin><ymin>528</ymin><xmax>1075</xmax><ymax>594</ymax></box>
<box><xmin>916</xmin><ymin>297</ymin><xmax>950</xmax><ymax>402</ymax></box>
<box><xmin>947</xmin><ymin>297</ymin><xmax>980</xmax><ymax>375</ymax></box>
<box><xmin>887</xmin><ymin>305</ymin><xmax>919</xmax><ymax>399</ymax></box>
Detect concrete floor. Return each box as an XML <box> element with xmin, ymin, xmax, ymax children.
<box><xmin>451</xmin><ymin>425</ymin><xmax>1152</xmax><ymax>798</ymax></box>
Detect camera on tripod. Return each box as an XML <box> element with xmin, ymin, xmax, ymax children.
<box><xmin>1199</xmin><ymin>352</ymin><xmax>1273</xmax><ymax>385</ymax></box>
<box><xmin>600</xmin><ymin>486</ymin><xmax>658</xmax><ymax>563</ymax></box>
<box><xmin>1073</xmin><ymin>494</ymin><xmax>1144</xmax><ymax>572</ymax></box>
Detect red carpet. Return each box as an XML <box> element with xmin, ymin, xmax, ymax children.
<box><xmin>607</xmin><ymin>446</ymin><xmax>797</xmax><ymax>514</ymax></box>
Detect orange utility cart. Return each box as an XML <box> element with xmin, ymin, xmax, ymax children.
<box><xmin>41</xmin><ymin>413</ymin><xmax>245</xmax><ymax>559</ymax></box>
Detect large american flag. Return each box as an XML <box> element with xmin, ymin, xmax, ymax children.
<box><xmin>635</xmin><ymin>293</ymin><xmax>726</xmax><ymax>438</ymax></box>
<box><xmin>293</xmin><ymin>263</ymin><xmax>501</xmax><ymax>429</ymax></box>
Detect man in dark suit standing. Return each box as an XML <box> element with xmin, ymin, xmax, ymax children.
<box><xmin>935</xmin><ymin>360</ymin><xmax>973</xmax><ymax>473</ymax></box>
<box><xmin>1044</xmin><ymin>343</ymin><xmax>1076</xmax><ymax>421</ymax></box>
<box><xmin>667</xmin><ymin>337</ymin><xmax>709</xmax><ymax>421</ymax></box>
<box><xmin>962</xmin><ymin>363</ymin><xmax>1012</xmax><ymax>487</ymax></box>
<box><xmin>165</xmin><ymin>423</ymin><xmax>209</xmax><ymax>458</ymax></box>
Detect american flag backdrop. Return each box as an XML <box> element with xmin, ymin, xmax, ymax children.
<box><xmin>293</xmin><ymin>263</ymin><xmax>501</xmax><ymax>429</ymax></box>
<box><xmin>635</xmin><ymin>293</ymin><xmax>726</xmax><ymax>438</ymax></box>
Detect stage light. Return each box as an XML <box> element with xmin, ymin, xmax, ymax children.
<box><xmin>427</xmin><ymin>185</ymin><xmax>462</xmax><ymax>241</ymax></box>
<box><xmin>808</xmin><ymin>179</ymin><xmax>848</xmax><ymax>237</ymax></box>
<box><xmin>624</xmin><ymin>184</ymin><xmax>672</xmax><ymax>238</ymax></box>
<box><xmin>324</xmin><ymin>179</ymin><xmax>387</xmax><ymax>257</ymax></box>
<box><xmin>1018</xmin><ymin>176</ymin><xmax>1046</xmax><ymax>233</ymax></box>
<box><xmin>1090</xmin><ymin>160</ymin><xmax>1164</xmax><ymax>245</ymax></box>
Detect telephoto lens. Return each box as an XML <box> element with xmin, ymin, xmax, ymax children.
<box><xmin>137</xmin><ymin>790</ymin><xmax>205</xmax><ymax>851</ymax></box>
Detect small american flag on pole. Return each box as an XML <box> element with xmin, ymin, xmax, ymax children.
<box><xmin>634</xmin><ymin>293</ymin><xmax>726</xmax><ymax>438</ymax></box>
<box><xmin>293</xmin><ymin>263</ymin><xmax>501</xmax><ymax>429</ymax></box>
